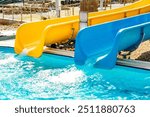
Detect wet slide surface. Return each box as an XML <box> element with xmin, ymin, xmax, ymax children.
<box><xmin>15</xmin><ymin>0</ymin><xmax>150</xmax><ymax>58</ymax></box>
<box><xmin>75</xmin><ymin>13</ymin><xmax>150</xmax><ymax>69</ymax></box>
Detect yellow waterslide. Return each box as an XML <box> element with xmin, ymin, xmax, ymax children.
<box><xmin>15</xmin><ymin>0</ymin><xmax>150</xmax><ymax>58</ymax></box>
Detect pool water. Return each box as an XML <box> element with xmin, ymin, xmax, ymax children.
<box><xmin>0</xmin><ymin>47</ymin><xmax>150</xmax><ymax>100</ymax></box>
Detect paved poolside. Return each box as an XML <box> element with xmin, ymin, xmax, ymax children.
<box><xmin>0</xmin><ymin>30</ymin><xmax>15</xmax><ymax>47</ymax></box>
<box><xmin>0</xmin><ymin>39</ymin><xmax>15</xmax><ymax>47</ymax></box>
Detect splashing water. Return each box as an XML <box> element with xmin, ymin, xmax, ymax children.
<box><xmin>20</xmin><ymin>48</ymin><xmax>30</xmax><ymax>56</ymax></box>
<box><xmin>0</xmin><ymin>47</ymin><xmax>150</xmax><ymax>100</ymax></box>
<box><xmin>0</xmin><ymin>56</ymin><xmax>18</xmax><ymax>65</ymax></box>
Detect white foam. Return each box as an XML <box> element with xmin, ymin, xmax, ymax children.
<box><xmin>51</xmin><ymin>70</ymin><xmax>84</xmax><ymax>83</ymax></box>
<box><xmin>0</xmin><ymin>56</ymin><xmax>18</xmax><ymax>65</ymax></box>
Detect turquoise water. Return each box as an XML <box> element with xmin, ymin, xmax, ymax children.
<box><xmin>0</xmin><ymin>47</ymin><xmax>150</xmax><ymax>100</ymax></box>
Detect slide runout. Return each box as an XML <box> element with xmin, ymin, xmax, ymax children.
<box><xmin>19</xmin><ymin>20</ymin><xmax>79</xmax><ymax>58</ymax></box>
<box><xmin>74</xmin><ymin>13</ymin><xmax>150</xmax><ymax>69</ymax></box>
<box><xmin>14</xmin><ymin>16</ymin><xmax>78</xmax><ymax>54</ymax></box>
<box><xmin>15</xmin><ymin>0</ymin><xmax>150</xmax><ymax>58</ymax></box>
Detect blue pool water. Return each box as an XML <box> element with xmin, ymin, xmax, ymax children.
<box><xmin>0</xmin><ymin>47</ymin><xmax>150</xmax><ymax>100</ymax></box>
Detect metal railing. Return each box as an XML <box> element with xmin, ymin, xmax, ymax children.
<box><xmin>0</xmin><ymin>0</ymin><xmax>137</xmax><ymax>22</ymax></box>
<box><xmin>0</xmin><ymin>4</ymin><xmax>77</xmax><ymax>22</ymax></box>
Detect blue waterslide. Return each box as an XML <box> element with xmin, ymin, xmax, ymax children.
<box><xmin>74</xmin><ymin>13</ymin><xmax>150</xmax><ymax>69</ymax></box>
